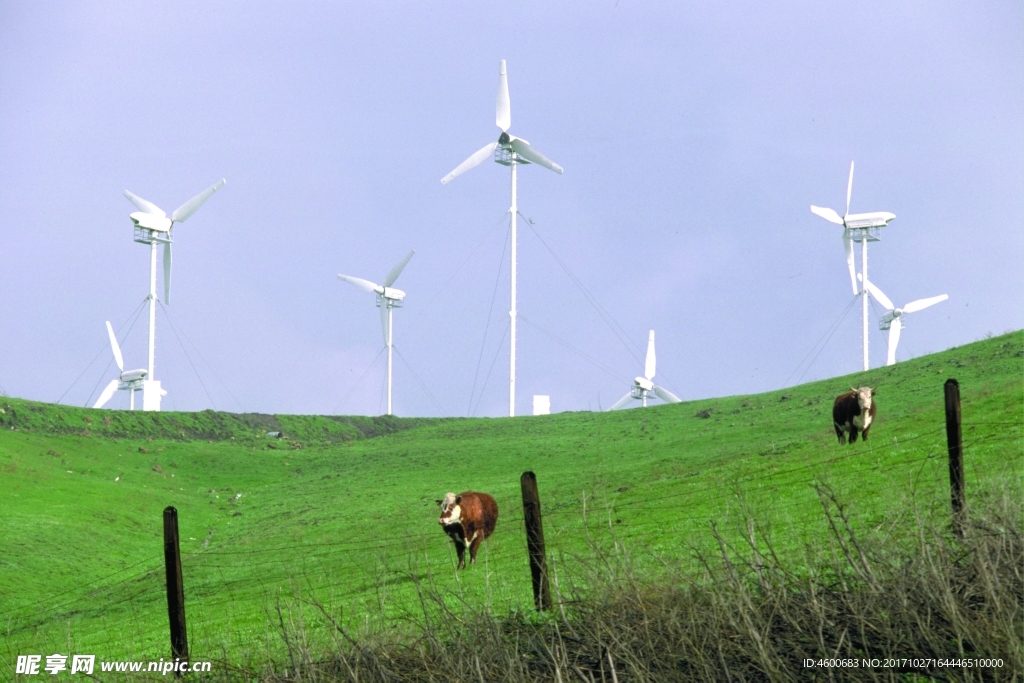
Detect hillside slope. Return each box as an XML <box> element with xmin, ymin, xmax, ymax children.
<box><xmin>1</xmin><ymin>331</ymin><xmax>1021</xmax><ymax>666</ymax></box>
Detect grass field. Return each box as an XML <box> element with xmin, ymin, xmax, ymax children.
<box><xmin>1</xmin><ymin>331</ymin><xmax>1021</xmax><ymax>673</ymax></box>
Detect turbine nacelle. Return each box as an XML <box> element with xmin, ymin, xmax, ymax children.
<box><xmin>128</xmin><ymin>212</ymin><xmax>173</xmax><ymax>233</ymax></box>
<box><xmin>844</xmin><ymin>211</ymin><xmax>896</xmax><ymax>230</ymax></box>
<box><xmin>496</xmin><ymin>131</ymin><xmax>530</xmax><ymax>162</ymax></box>
<box><xmin>634</xmin><ymin>376</ymin><xmax>655</xmax><ymax>392</ymax></box>
<box><xmin>120</xmin><ymin>368</ymin><xmax>148</xmax><ymax>382</ymax></box>
<box><xmin>879</xmin><ymin>308</ymin><xmax>903</xmax><ymax>326</ymax></box>
<box><xmin>379</xmin><ymin>286</ymin><xmax>406</xmax><ymax>302</ymax></box>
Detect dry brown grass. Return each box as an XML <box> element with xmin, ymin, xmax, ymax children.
<box><xmin>208</xmin><ymin>486</ymin><xmax>1022</xmax><ymax>682</ymax></box>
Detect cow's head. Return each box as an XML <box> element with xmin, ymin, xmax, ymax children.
<box><xmin>850</xmin><ymin>386</ymin><xmax>875</xmax><ymax>412</ymax></box>
<box><xmin>436</xmin><ymin>492</ymin><xmax>462</xmax><ymax>526</ymax></box>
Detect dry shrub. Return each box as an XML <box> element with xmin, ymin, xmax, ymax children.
<box><xmin>209</xmin><ymin>486</ymin><xmax>1022</xmax><ymax>682</ymax></box>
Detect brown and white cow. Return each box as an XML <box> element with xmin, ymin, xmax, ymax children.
<box><xmin>436</xmin><ymin>491</ymin><xmax>498</xmax><ymax>569</ymax></box>
<box><xmin>833</xmin><ymin>386</ymin><xmax>877</xmax><ymax>444</ymax></box>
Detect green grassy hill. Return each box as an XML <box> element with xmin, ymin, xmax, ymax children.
<box><xmin>2</xmin><ymin>331</ymin><xmax>1021</xmax><ymax>670</ymax></box>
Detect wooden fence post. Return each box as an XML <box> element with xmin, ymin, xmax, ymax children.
<box><xmin>944</xmin><ymin>379</ymin><xmax>965</xmax><ymax>538</ymax></box>
<box><xmin>520</xmin><ymin>471</ymin><xmax>552</xmax><ymax>611</ymax></box>
<box><xmin>163</xmin><ymin>506</ymin><xmax>189</xmax><ymax>673</ymax></box>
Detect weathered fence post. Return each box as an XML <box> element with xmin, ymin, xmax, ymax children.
<box><xmin>944</xmin><ymin>379</ymin><xmax>965</xmax><ymax>538</ymax></box>
<box><xmin>163</xmin><ymin>506</ymin><xmax>189</xmax><ymax>673</ymax></box>
<box><xmin>520</xmin><ymin>471</ymin><xmax>552</xmax><ymax>611</ymax></box>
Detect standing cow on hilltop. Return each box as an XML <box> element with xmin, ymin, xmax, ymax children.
<box><xmin>436</xmin><ymin>491</ymin><xmax>498</xmax><ymax>569</ymax></box>
<box><xmin>833</xmin><ymin>386</ymin><xmax>877</xmax><ymax>444</ymax></box>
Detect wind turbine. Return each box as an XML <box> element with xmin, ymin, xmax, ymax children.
<box><xmin>122</xmin><ymin>179</ymin><xmax>225</xmax><ymax>411</ymax></box>
<box><xmin>338</xmin><ymin>250</ymin><xmax>415</xmax><ymax>416</ymax></box>
<box><xmin>93</xmin><ymin>321</ymin><xmax>149</xmax><ymax>410</ymax></box>
<box><xmin>608</xmin><ymin>331</ymin><xmax>682</xmax><ymax>410</ymax></box>
<box><xmin>858</xmin><ymin>274</ymin><xmax>948</xmax><ymax>366</ymax></box>
<box><xmin>442</xmin><ymin>59</ymin><xmax>563</xmax><ymax>417</ymax></box>
<box><xmin>811</xmin><ymin>161</ymin><xmax>895</xmax><ymax>371</ymax></box>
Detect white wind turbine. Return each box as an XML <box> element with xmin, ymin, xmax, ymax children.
<box><xmin>338</xmin><ymin>250</ymin><xmax>415</xmax><ymax>416</ymax></box>
<box><xmin>121</xmin><ymin>179</ymin><xmax>226</xmax><ymax>411</ymax></box>
<box><xmin>858</xmin><ymin>274</ymin><xmax>948</xmax><ymax>366</ymax></box>
<box><xmin>811</xmin><ymin>161</ymin><xmax>896</xmax><ymax>371</ymax></box>
<box><xmin>93</xmin><ymin>321</ymin><xmax>148</xmax><ymax>410</ymax></box>
<box><xmin>609</xmin><ymin>331</ymin><xmax>682</xmax><ymax>410</ymax></box>
<box><xmin>442</xmin><ymin>59</ymin><xmax>563</xmax><ymax>417</ymax></box>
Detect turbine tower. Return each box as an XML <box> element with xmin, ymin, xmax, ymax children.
<box><xmin>122</xmin><ymin>179</ymin><xmax>226</xmax><ymax>410</ymax></box>
<box><xmin>442</xmin><ymin>59</ymin><xmax>563</xmax><ymax>417</ymax></box>
<box><xmin>338</xmin><ymin>250</ymin><xmax>414</xmax><ymax>416</ymax></box>
<box><xmin>609</xmin><ymin>331</ymin><xmax>682</xmax><ymax>410</ymax></box>
<box><xmin>93</xmin><ymin>321</ymin><xmax>148</xmax><ymax>410</ymax></box>
<box><xmin>859</xmin><ymin>275</ymin><xmax>948</xmax><ymax>366</ymax></box>
<box><xmin>811</xmin><ymin>161</ymin><xmax>895</xmax><ymax>371</ymax></box>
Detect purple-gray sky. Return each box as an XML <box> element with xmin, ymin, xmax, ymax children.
<box><xmin>1</xmin><ymin>2</ymin><xmax>1021</xmax><ymax>417</ymax></box>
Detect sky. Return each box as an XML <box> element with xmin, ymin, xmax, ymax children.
<box><xmin>1</xmin><ymin>2</ymin><xmax>1021</xmax><ymax>418</ymax></box>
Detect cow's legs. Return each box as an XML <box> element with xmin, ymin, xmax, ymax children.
<box><xmin>849</xmin><ymin>425</ymin><xmax>859</xmax><ymax>443</ymax></box>
<box><xmin>455</xmin><ymin>541</ymin><xmax>466</xmax><ymax>569</ymax></box>
<box><xmin>834</xmin><ymin>423</ymin><xmax>846</xmax><ymax>444</ymax></box>
<box><xmin>862</xmin><ymin>425</ymin><xmax>871</xmax><ymax>441</ymax></box>
<box><xmin>466</xmin><ymin>530</ymin><xmax>481</xmax><ymax>564</ymax></box>
<box><xmin>448</xmin><ymin>530</ymin><xmax>467</xmax><ymax>569</ymax></box>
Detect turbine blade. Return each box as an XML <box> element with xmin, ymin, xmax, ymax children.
<box><xmin>810</xmin><ymin>205</ymin><xmax>844</xmax><ymax>225</ymax></box>
<box><xmin>337</xmin><ymin>274</ymin><xmax>379</xmax><ymax>293</ymax></box>
<box><xmin>902</xmin><ymin>294</ymin><xmax>948</xmax><ymax>314</ymax></box>
<box><xmin>508</xmin><ymin>138</ymin><xmax>563</xmax><ymax>174</ymax></box>
<box><xmin>846</xmin><ymin>160</ymin><xmax>854</xmax><ymax>217</ymax></box>
<box><xmin>383</xmin><ymin>250</ymin><xmax>415</xmax><ymax>287</ymax></box>
<box><xmin>844</xmin><ymin>230</ymin><xmax>857</xmax><ymax>295</ymax></box>
<box><xmin>887</xmin><ymin>319</ymin><xmax>902</xmax><ymax>365</ymax></box>
<box><xmin>163</xmin><ymin>242</ymin><xmax>172</xmax><ymax>304</ymax></box>
<box><xmin>644</xmin><ymin>330</ymin><xmax>656</xmax><ymax>380</ymax></box>
<box><xmin>171</xmin><ymin>178</ymin><xmax>226</xmax><ymax>223</ymax></box>
<box><xmin>380</xmin><ymin>302</ymin><xmax>389</xmax><ymax>344</ymax></box>
<box><xmin>105</xmin><ymin>321</ymin><xmax>124</xmax><ymax>372</ymax></box>
<box><xmin>862</xmin><ymin>277</ymin><xmax>894</xmax><ymax>310</ymax></box>
<box><xmin>609</xmin><ymin>392</ymin><xmax>634</xmax><ymax>411</ymax></box>
<box><xmin>496</xmin><ymin>59</ymin><xmax>511</xmax><ymax>132</ymax></box>
<box><xmin>123</xmin><ymin>190</ymin><xmax>166</xmax><ymax>217</ymax></box>
<box><xmin>94</xmin><ymin>380</ymin><xmax>120</xmax><ymax>409</ymax></box>
<box><xmin>653</xmin><ymin>386</ymin><xmax>682</xmax><ymax>403</ymax></box>
<box><xmin>441</xmin><ymin>142</ymin><xmax>498</xmax><ymax>184</ymax></box>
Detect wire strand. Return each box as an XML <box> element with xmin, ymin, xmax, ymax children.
<box><xmin>518</xmin><ymin>314</ymin><xmax>631</xmax><ymax>385</ymax></box>
<box><xmin>332</xmin><ymin>346</ymin><xmax>387</xmax><ymax>415</ymax></box>
<box><xmin>523</xmin><ymin>215</ymin><xmax>645</xmax><ymax>369</ymax></box>
<box><xmin>394</xmin><ymin>346</ymin><xmax>446</xmax><ymax>416</ymax></box>
<box><xmin>473</xmin><ymin>320</ymin><xmax>510</xmax><ymax>416</ymax></box>
<box><xmin>159</xmin><ymin>303</ymin><xmax>246</xmax><ymax>412</ymax></box>
<box><xmin>158</xmin><ymin>302</ymin><xmax>217</xmax><ymax>410</ymax></box>
<box><xmin>394</xmin><ymin>210</ymin><xmax>510</xmax><ymax>345</ymax></box>
<box><xmin>468</xmin><ymin>224</ymin><xmax>510</xmax><ymax>416</ymax></box>
<box><xmin>786</xmin><ymin>295</ymin><xmax>859</xmax><ymax>387</ymax></box>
